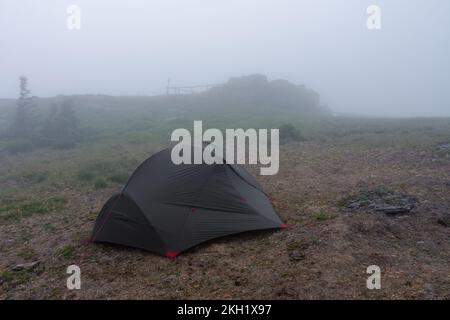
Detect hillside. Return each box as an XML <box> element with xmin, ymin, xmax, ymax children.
<box><xmin>0</xmin><ymin>75</ymin><xmax>329</xmax><ymax>133</ymax></box>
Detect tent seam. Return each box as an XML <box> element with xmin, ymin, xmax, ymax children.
<box><xmin>226</xmin><ymin>167</ymin><xmax>281</xmax><ymax>226</ymax></box>
<box><xmin>171</xmin><ymin>166</ymin><xmax>216</xmax><ymax>252</ymax></box>
<box><xmin>122</xmin><ymin>190</ymin><xmax>168</xmax><ymax>253</ymax></box>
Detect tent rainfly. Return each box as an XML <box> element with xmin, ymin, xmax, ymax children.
<box><xmin>91</xmin><ymin>147</ymin><xmax>285</xmax><ymax>257</ymax></box>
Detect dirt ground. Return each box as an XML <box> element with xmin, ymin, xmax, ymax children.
<box><xmin>1</xmin><ymin>142</ymin><xmax>450</xmax><ymax>299</ymax></box>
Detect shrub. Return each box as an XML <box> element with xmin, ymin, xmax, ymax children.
<box><xmin>94</xmin><ymin>178</ymin><xmax>107</xmax><ymax>189</ymax></box>
<box><xmin>279</xmin><ymin>123</ymin><xmax>305</xmax><ymax>144</ymax></box>
<box><xmin>77</xmin><ymin>169</ymin><xmax>95</xmax><ymax>181</ymax></box>
<box><xmin>3</xmin><ymin>139</ymin><xmax>34</xmax><ymax>154</ymax></box>
<box><xmin>108</xmin><ymin>172</ymin><xmax>129</xmax><ymax>184</ymax></box>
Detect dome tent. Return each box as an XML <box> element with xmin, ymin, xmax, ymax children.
<box><xmin>91</xmin><ymin>147</ymin><xmax>285</xmax><ymax>257</ymax></box>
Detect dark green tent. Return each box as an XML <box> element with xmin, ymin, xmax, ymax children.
<box><xmin>91</xmin><ymin>147</ymin><xmax>285</xmax><ymax>257</ymax></box>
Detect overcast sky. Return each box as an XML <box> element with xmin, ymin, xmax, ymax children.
<box><xmin>1</xmin><ymin>0</ymin><xmax>449</xmax><ymax>117</ymax></box>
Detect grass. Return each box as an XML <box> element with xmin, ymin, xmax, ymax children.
<box><xmin>108</xmin><ymin>172</ymin><xmax>129</xmax><ymax>184</ymax></box>
<box><xmin>1</xmin><ymin>108</ymin><xmax>449</xmax><ymax>191</ymax></box>
<box><xmin>58</xmin><ymin>245</ymin><xmax>76</xmax><ymax>259</ymax></box>
<box><xmin>77</xmin><ymin>170</ymin><xmax>95</xmax><ymax>181</ymax></box>
<box><xmin>0</xmin><ymin>196</ymin><xmax>66</xmax><ymax>223</ymax></box>
<box><xmin>0</xmin><ymin>270</ymin><xmax>32</xmax><ymax>288</ymax></box>
<box><xmin>286</xmin><ymin>240</ymin><xmax>306</xmax><ymax>251</ymax></box>
<box><xmin>17</xmin><ymin>247</ymin><xmax>37</xmax><ymax>261</ymax></box>
<box><xmin>76</xmin><ymin>158</ymin><xmax>138</xmax><ymax>185</ymax></box>
<box><xmin>313</xmin><ymin>212</ymin><xmax>337</xmax><ymax>221</ymax></box>
<box><xmin>0</xmin><ymin>271</ymin><xmax>15</xmax><ymax>283</ymax></box>
<box><xmin>23</xmin><ymin>171</ymin><xmax>48</xmax><ymax>183</ymax></box>
<box><xmin>94</xmin><ymin>178</ymin><xmax>108</xmax><ymax>189</ymax></box>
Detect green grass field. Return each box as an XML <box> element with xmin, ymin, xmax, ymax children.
<box><xmin>1</xmin><ymin>97</ymin><xmax>450</xmax><ymax>195</ymax></box>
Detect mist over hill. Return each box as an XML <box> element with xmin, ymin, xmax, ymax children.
<box><xmin>193</xmin><ymin>74</ymin><xmax>329</xmax><ymax>116</ymax></box>
<box><xmin>0</xmin><ymin>74</ymin><xmax>329</xmax><ymax>132</ymax></box>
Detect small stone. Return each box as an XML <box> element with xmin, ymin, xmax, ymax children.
<box><xmin>347</xmin><ymin>202</ymin><xmax>360</xmax><ymax>209</ymax></box>
<box><xmin>12</xmin><ymin>261</ymin><xmax>40</xmax><ymax>271</ymax></box>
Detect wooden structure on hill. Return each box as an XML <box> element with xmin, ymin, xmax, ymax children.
<box><xmin>166</xmin><ymin>79</ymin><xmax>222</xmax><ymax>95</ymax></box>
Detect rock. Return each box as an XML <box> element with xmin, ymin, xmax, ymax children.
<box><xmin>435</xmin><ymin>143</ymin><xmax>450</xmax><ymax>151</ymax></box>
<box><xmin>437</xmin><ymin>214</ymin><xmax>450</xmax><ymax>227</ymax></box>
<box><xmin>287</xmin><ymin>240</ymin><xmax>308</xmax><ymax>262</ymax></box>
<box><xmin>288</xmin><ymin>250</ymin><xmax>306</xmax><ymax>262</ymax></box>
<box><xmin>162</xmin><ymin>274</ymin><xmax>177</xmax><ymax>285</ymax></box>
<box><xmin>347</xmin><ymin>201</ymin><xmax>362</xmax><ymax>209</ymax></box>
<box><xmin>12</xmin><ymin>261</ymin><xmax>40</xmax><ymax>272</ymax></box>
<box><xmin>344</xmin><ymin>187</ymin><xmax>416</xmax><ymax>215</ymax></box>
<box><xmin>375</xmin><ymin>206</ymin><xmax>413</xmax><ymax>215</ymax></box>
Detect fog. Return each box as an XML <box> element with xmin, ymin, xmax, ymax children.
<box><xmin>1</xmin><ymin>0</ymin><xmax>449</xmax><ymax>117</ymax></box>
